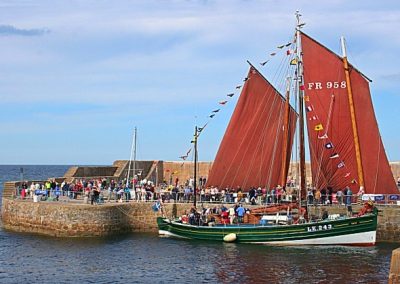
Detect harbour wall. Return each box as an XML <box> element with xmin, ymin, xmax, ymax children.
<box><xmin>1</xmin><ymin>198</ymin><xmax>400</xmax><ymax>241</ymax></box>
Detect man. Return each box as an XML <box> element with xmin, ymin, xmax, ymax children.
<box><xmin>236</xmin><ymin>204</ymin><xmax>246</xmax><ymax>223</ymax></box>
<box><xmin>228</xmin><ymin>206</ymin><xmax>236</xmax><ymax>224</ymax></box>
<box><xmin>345</xmin><ymin>186</ymin><xmax>353</xmax><ymax>216</ymax></box>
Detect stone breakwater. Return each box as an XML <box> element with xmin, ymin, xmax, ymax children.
<box><xmin>1</xmin><ymin>198</ymin><xmax>192</xmax><ymax>237</ymax></box>
<box><xmin>1</xmin><ymin>198</ymin><xmax>400</xmax><ymax>241</ymax></box>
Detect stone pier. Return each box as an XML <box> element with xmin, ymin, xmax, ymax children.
<box><xmin>1</xmin><ymin>198</ymin><xmax>400</xmax><ymax>241</ymax></box>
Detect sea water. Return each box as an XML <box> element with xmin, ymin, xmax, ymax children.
<box><xmin>0</xmin><ymin>165</ymin><xmax>396</xmax><ymax>283</ymax></box>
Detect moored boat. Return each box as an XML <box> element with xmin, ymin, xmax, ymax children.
<box><xmin>157</xmin><ymin>207</ymin><xmax>377</xmax><ymax>245</ymax></box>
<box><xmin>157</xmin><ymin>11</ymin><xmax>394</xmax><ymax>246</ymax></box>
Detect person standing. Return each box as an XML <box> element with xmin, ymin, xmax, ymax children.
<box><xmin>345</xmin><ymin>186</ymin><xmax>353</xmax><ymax>216</ymax></box>
<box><xmin>236</xmin><ymin>204</ymin><xmax>245</xmax><ymax>223</ymax></box>
<box><xmin>228</xmin><ymin>206</ymin><xmax>236</xmax><ymax>225</ymax></box>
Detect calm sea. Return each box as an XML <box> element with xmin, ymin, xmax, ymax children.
<box><xmin>0</xmin><ymin>165</ymin><xmax>397</xmax><ymax>283</ymax></box>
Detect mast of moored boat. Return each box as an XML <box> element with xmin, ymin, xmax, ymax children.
<box><xmin>193</xmin><ymin>126</ymin><xmax>198</xmax><ymax>208</ymax></box>
<box><xmin>340</xmin><ymin>37</ymin><xmax>365</xmax><ymax>188</ymax></box>
<box><xmin>126</xmin><ymin>126</ymin><xmax>137</xmax><ymax>187</ymax></box>
<box><xmin>295</xmin><ymin>11</ymin><xmax>307</xmax><ymax>204</ymax></box>
<box><xmin>280</xmin><ymin>77</ymin><xmax>291</xmax><ymax>188</ymax></box>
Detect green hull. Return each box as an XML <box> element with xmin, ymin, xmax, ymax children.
<box><xmin>157</xmin><ymin>213</ymin><xmax>377</xmax><ymax>245</ymax></box>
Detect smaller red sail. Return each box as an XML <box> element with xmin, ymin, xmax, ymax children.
<box><xmin>206</xmin><ymin>65</ymin><xmax>297</xmax><ymax>191</ymax></box>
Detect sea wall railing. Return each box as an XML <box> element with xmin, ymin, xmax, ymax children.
<box><xmin>8</xmin><ymin>184</ymin><xmax>400</xmax><ymax>206</ymax></box>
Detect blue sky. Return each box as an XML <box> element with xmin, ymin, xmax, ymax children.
<box><xmin>1</xmin><ymin>0</ymin><xmax>399</xmax><ymax>165</ymax></box>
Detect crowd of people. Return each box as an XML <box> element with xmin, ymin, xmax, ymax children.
<box><xmin>179</xmin><ymin>203</ymin><xmax>251</xmax><ymax>226</ymax></box>
<box><xmin>16</xmin><ymin>177</ymin><xmax>158</xmax><ymax>205</ymax></box>
<box><xmin>15</xmin><ymin>176</ymin><xmax>368</xmax><ymax>208</ymax></box>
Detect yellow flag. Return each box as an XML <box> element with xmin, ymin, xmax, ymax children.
<box><xmin>314</xmin><ymin>124</ymin><xmax>324</xmax><ymax>131</ymax></box>
<box><xmin>290</xmin><ymin>58</ymin><xmax>298</xmax><ymax>65</ymax></box>
<box><xmin>303</xmin><ymin>95</ymin><xmax>310</xmax><ymax>102</ymax></box>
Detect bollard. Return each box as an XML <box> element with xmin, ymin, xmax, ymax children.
<box><xmin>389</xmin><ymin>248</ymin><xmax>400</xmax><ymax>284</ymax></box>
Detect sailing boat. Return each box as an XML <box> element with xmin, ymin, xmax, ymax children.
<box><xmin>157</xmin><ymin>12</ymin><xmax>394</xmax><ymax>245</ymax></box>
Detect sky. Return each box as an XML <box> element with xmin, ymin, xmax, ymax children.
<box><xmin>1</xmin><ymin>0</ymin><xmax>400</xmax><ymax>165</ymax></box>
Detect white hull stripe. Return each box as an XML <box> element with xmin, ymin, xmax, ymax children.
<box><xmin>159</xmin><ymin>230</ymin><xmax>190</xmax><ymax>239</ymax></box>
<box><xmin>248</xmin><ymin>231</ymin><xmax>376</xmax><ymax>245</ymax></box>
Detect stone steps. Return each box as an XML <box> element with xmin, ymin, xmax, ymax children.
<box><xmin>112</xmin><ymin>160</ymin><xmax>129</xmax><ymax>178</ymax></box>
<box><xmin>2</xmin><ymin>182</ymin><xmax>17</xmax><ymax>199</ymax></box>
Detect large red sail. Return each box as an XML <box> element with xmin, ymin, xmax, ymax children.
<box><xmin>301</xmin><ymin>32</ymin><xmax>397</xmax><ymax>194</ymax></box>
<box><xmin>206</xmin><ymin>65</ymin><xmax>297</xmax><ymax>191</ymax></box>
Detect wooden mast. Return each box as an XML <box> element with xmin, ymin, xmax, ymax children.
<box><xmin>193</xmin><ymin>126</ymin><xmax>198</xmax><ymax>207</ymax></box>
<box><xmin>280</xmin><ymin>77</ymin><xmax>291</xmax><ymax>188</ymax></box>
<box><xmin>340</xmin><ymin>37</ymin><xmax>365</xmax><ymax>188</ymax></box>
<box><xmin>296</xmin><ymin>11</ymin><xmax>307</xmax><ymax>200</ymax></box>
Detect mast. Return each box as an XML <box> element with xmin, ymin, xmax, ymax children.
<box><xmin>280</xmin><ymin>77</ymin><xmax>291</xmax><ymax>187</ymax></box>
<box><xmin>340</xmin><ymin>37</ymin><xmax>364</xmax><ymax>188</ymax></box>
<box><xmin>133</xmin><ymin>126</ymin><xmax>137</xmax><ymax>179</ymax></box>
<box><xmin>193</xmin><ymin>126</ymin><xmax>198</xmax><ymax>207</ymax></box>
<box><xmin>295</xmin><ymin>11</ymin><xmax>307</xmax><ymax>200</ymax></box>
<box><xmin>126</xmin><ymin>127</ymin><xmax>136</xmax><ymax>187</ymax></box>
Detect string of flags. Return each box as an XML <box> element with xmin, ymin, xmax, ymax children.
<box><xmin>259</xmin><ymin>40</ymin><xmax>294</xmax><ymax>67</ymax></box>
<box><xmin>305</xmin><ymin>100</ymin><xmax>356</xmax><ymax>182</ymax></box>
<box><xmin>178</xmin><ymin>71</ymin><xmax>247</xmax><ymax>161</ymax></box>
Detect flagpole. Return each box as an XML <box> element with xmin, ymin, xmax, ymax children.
<box><xmin>295</xmin><ymin>11</ymin><xmax>307</xmax><ymax>204</ymax></box>
<box><xmin>193</xmin><ymin>126</ymin><xmax>198</xmax><ymax>208</ymax></box>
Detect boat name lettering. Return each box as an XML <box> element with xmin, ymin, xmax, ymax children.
<box><xmin>307</xmin><ymin>224</ymin><xmax>332</xmax><ymax>232</ymax></box>
<box><xmin>307</xmin><ymin>81</ymin><xmax>346</xmax><ymax>90</ymax></box>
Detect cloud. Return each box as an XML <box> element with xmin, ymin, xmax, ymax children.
<box><xmin>0</xmin><ymin>24</ymin><xmax>49</xmax><ymax>36</ymax></box>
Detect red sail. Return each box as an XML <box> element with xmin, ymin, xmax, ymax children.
<box><xmin>301</xmin><ymin>32</ymin><xmax>397</xmax><ymax>194</ymax></box>
<box><xmin>206</xmin><ymin>66</ymin><xmax>297</xmax><ymax>191</ymax></box>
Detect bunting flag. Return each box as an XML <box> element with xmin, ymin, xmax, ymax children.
<box><xmin>277</xmin><ymin>45</ymin><xmax>285</xmax><ymax>49</ymax></box>
<box><xmin>314</xmin><ymin>124</ymin><xmax>324</xmax><ymax>131</ymax></box>
<box><xmin>337</xmin><ymin>161</ymin><xmax>345</xmax><ymax>168</ymax></box>
<box><xmin>270</xmin><ymin>52</ymin><xmax>276</xmax><ymax>56</ymax></box>
<box><xmin>344</xmin><ymin>172</ymin><xmax>351</xmax><ymax>177</ymax></box>
<box><xmin>325</xmin><ymin>142</ymin><xmax>334</xmax><ymax>149</ymax></box>
<box><xmin>303</xmin><ymin>95</ymin><xmax>310</xmax><ymax>102</ymax></box>
<box><xmin>209</xmin><ymin>114</ymin><xmax>215</xmax><ymax>118</ymax></box>
<box><xmin>290</xmin><ymin>58</ymin><xmax>298</xmax><ymax>65</ymax></box>
<box><xmin>198</xmin><ymin>122</ymin><xmax>208</xmax><ymax>133</ymax></box>
<box><xmin>285</xmin><ymin>42</ymin><xmax>292</xmax><ymax>47</ymax></box>
<box><xmin>318</xmin><ymin>133</ymin><xmax>328</xmax><ymax>139</ymax></box>
<box><xmin>219</xmin><ymin>100</ymin><xmax>228</xmax><ymax>105</ymax></box>
<box><xmin>300</xmin><ymin>85</ymin><xmax>305</xmax><ymax>91</ymax></box>
<box><xmin>329</xmin><ymin>153</ymin><xmax>339</xmax><ymax>159</ymax></box>
<box><xmin>260</xmin><ymin>60</ymin><xmax>269</xmax><ymax>66</ymax></box>
<box><xmin>227</xmin><ymin>93</ymin><xmax>235</xmax><ymax>97</ymax></box>
<box><xmin>309</xmin><ymin>115</ymin><xmax>318</xmax><ymax>121</ymax></box>
<box><xmin>243</xmin><ymin>77</ymin><xmax>249</xmax><ymax>82</ymax></box>
<box><xmin>212</xmin><ymin>109</ymin><xmax>220</xmax><ymax>113</ymax></box>
<box><xmin>236</xmin><ymin>85</ymin><xmax>242</xmax><ymax>89</ymax></box>
<box><xmin>286</xmin><ymin>49</ymin><xmax>294</xmax><ymax>55</ymax></box>
<box><xmin>306</xmin><ymin>106</ymin><xmax>313</xmax><ymax>112</ymax></box>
